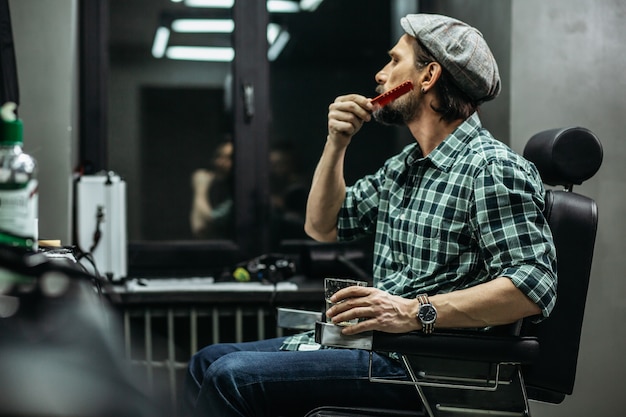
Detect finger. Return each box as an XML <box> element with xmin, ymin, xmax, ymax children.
<box><xmin>328</xmin><ymin>118</ymin><xmax>361</xmax><ymax>138</ymax></box>
<box><xmin>335</xmin><ymin>93</ymin><xmax>373</xmax><ymax>107</ymax></box>
<box><xmin>330</xmin><ymin>286</ymin><xmax>372</xmax><ymax>303</ymax></box>
<box><xmin>329</xmin><ymin>99</ymin><xmax>373</xmax><ymax>122</ymax></box>
<box><xmin>325</xmin><ymin>297</ymin><xmax>361</xmax><ymax>322</ymax></box>
<box><xmin>328</xmin><ymin>300</ymin><xmax>372</xmax><ymax>323</ymax></box>
<box><xmin>328</xmin><ymin>106</ymin><xmax>367</xmax><ymax>126</ymax></box>
<box><xmin>339</xmin><ymin>316</ymin><xmax>378</xmax><ymax>335</ymax></box>
<box><xmin>329</xmin><ymin>308</ymin><xmax>362</xmax><ymax>327</ymax></box>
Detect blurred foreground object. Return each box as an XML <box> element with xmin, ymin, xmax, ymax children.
<box><xmin>0</xmin><ymin>245</ymin><xmax>161</xmax><ymax>417</ymax></box>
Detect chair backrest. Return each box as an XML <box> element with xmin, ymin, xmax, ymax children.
<box><xmin>520</xmin><ymin>127</ymin><xmax>603</xmax><ymax>403</ymax></box>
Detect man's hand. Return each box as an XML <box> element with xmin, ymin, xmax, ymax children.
<box><xmin>327</xmin><ymin>94</ymin><xmax>374</xmax><ymax>147</ymax></box>
<box><xmin>325</xmin><ymin>286</ymin><xmax>420</xmax><ymax>335</ymax></box>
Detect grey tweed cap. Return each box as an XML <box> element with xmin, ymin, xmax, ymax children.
<box><xmin>401</xmin><ymin>14</ymin><xmax>501</xmax><ymax>103</ymax></box>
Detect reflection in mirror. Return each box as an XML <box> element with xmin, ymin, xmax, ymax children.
<box><xmin>108</xmin><ymin>0</ymin><xmax>233</xmax><ymax>242</ymax></box>
<box><xmin>267</xmin><ymin>140</ymin><xmax>308</xmax><ymax>249</ymax></box>
<box><xmin>190</xmin><ymin>136</ymin><xmax>233</xmax><ymax>240</ymax></box>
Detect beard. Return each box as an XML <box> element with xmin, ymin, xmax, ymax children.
<box><xmin>373</xmin><ymin>90</ymin><xmax>422</xmax><ymax>126</ymax></box>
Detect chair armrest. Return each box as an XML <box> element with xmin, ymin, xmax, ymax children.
<box><xmin>315</xmin><ymin>322</ymin><xmax>539</xmax><ymax>364</ymax></box>
<box><xmin>277</xmin><ymin>308</ymin><xmax>323</xmax><ymax>330</ymax></box>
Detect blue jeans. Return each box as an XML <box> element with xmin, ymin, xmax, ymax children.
<box><xmin>182</xmin><ymin>337</ymin><xmax>423</xmax><ymax>417</ymax></box>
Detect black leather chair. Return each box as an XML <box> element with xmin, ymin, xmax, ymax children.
<box><xmin>306</xmin><ymin>127</ymin><xmax>603</xmax><ymax>417</ymax></box>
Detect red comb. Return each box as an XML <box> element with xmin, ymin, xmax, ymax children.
<box><xmin>371</xmin><ymin>81</ymin><xmax>414</xmax><ymax>107</ymax></box>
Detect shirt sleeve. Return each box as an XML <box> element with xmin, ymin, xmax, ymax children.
<box><xmin>336</xmin><ymin>166</ymin><xmax>385</xmax><ymax>242</ymax></box>
<box><xmin>471</xmin><ymin>159</ymin><xmax>558</xmax><ymax>320</ymax></box>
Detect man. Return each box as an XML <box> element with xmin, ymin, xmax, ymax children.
<box><xmin>183</xmin><ymin>14</ymin><xmax>557</xmax><ymax>417</ymax></box>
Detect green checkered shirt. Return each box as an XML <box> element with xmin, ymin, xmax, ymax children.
<box><xmin>280</xmin><ymin>113</ymin><xmax>557</xmax><ymax>351</ymax></box>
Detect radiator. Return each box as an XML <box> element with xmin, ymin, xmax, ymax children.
<box><xmin>121</xmin><ymin>304</ymin><xmax>295</xmax><ymax>415</ymax></box>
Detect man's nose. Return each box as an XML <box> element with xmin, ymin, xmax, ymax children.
<box><xmin>375</xmin><ymin>69</ymin><xmax>387</xmax><ymax>85</ymax></box>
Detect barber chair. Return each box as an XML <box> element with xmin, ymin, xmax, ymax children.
<box><xmin>304</xmin><ymin>127</ymin><xmax>603</xmax><ymax>417</ymax></box>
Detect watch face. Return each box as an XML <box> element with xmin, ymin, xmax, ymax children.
<box><xmin>419</xmin><ymin>305</ymin><xmax>437</xmax><ymax>324</ymax></box>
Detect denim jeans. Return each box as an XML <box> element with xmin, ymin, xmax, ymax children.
<box><xmin>182</xmin><ymin>337</ymin><xmax>423</xmax><ymax>417</ymax></box>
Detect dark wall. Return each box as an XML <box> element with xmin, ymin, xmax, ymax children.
<box><xmin>420</xmin><ymin>0</ymin><xmax>512</xmax><ymax>144</ymax></box>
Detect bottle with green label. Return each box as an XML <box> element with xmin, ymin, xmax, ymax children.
<box><xmin>0</xmin><ymin>102</ymin><xmax>38</xmax><ymax>250</ymax></box>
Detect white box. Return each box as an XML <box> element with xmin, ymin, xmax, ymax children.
<box><xmin>75</xmin><ymin>173</ymin><xmax>127</xmax><ymax>281</ymax></box>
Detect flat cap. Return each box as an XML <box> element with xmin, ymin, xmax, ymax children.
<box><xmin>401</xmin><ymin>14</ymin><xmax>501</xmax><ymax>103</ymax></box>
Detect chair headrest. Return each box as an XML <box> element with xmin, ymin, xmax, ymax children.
<box><xmin>523</xmin><ymin>127</ymin><xmax>603</xmax><ymax>187</ymax></box>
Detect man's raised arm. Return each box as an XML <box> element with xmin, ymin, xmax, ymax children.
<box><xmin>305</xmin><ymin>94</ymin><xmax>373</xmax><ymax>242</ymax></box>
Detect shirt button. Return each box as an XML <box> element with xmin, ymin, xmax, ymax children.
<box><xmin>398</xmin><ymin>254</ymin><xmax>404</xmax><ymax>262</ymax></box>
<box><xmin>400</xmin><ymin>213</ymin><xmax>406</xmax><ymax>220</ymax></box>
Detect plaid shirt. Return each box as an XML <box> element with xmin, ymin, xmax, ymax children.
<box><xmin>281</xmin><ymin>113</ymin><xmax>557</xmax><ymax>351</ymax></box>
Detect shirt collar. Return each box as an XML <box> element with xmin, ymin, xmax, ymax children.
<box><xmin>410</xmin><ymin>112</ymin><xmax>483</xmax><ymax>172</ymax></box>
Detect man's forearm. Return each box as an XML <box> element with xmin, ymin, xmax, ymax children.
<box><xmin>431</xmin><ymin>277</ymin><xmax>542</xmax><ymax>329</ymax></box>
<box><xmin>304</xmin><ymin>138</ymin><xmax>348</xmax><ymax>242</ymax></box>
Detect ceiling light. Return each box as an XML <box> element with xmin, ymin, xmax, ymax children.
<box><xmin>267</xmin><ymin>30</ymin><xmax>290</xmax><ymax>61</ymax></box>
<box><xmin>267</xmin><ymin>23</ymin><xmax>290</xmax><ymax>61</ymax></box>
<box><xmin>171</xmin><ymin>19</ymin><xmax>235</xmax><ymax>33</ymax></box>
<box><xmin>166</xmin><ymin>46</ymin><xmax>235</xmax><ymax>62</ymax></box>
<box><xmin>267</xmin><ymin>0</ymin><xmax>300</xmax><ymax>13</ymax></box>
<box><xmin>173</xmin><ymin>0</ymin><xmax>323</xmax><ymax>12</ymax></box>
<box><xmin>300</xmin><ymin>0</ymin><xmax>323</xmax><ymax>11</ymax></box>
<box><xmin>179</xmin><ymin>0</ymin><xmax>234</xmax><ymax>7</ymax></box>
<box><xmin>152</xmin><ymin>27</ymin><xmax>170</xmax><ymax>58</ymax></box>
<box><xmin>267</xmin><ymin>23</ymin><xmax>281</xmax><ymax>44</ymax></box>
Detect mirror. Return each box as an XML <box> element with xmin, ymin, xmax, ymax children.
<box><xmin>97</xmin><ymin>0</ymin><xmax>416</xmax><ymax>274</ymax></box>
<box><xmin>108</xmin><ymin>0</ymin><xmax>234</xmax><ymax>242</ymax></box>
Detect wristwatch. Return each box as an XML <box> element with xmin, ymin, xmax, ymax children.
<box><xmin>416</xmin><ymin>294</ymin><xmax>437</xmax><ymax>334</ymax></box>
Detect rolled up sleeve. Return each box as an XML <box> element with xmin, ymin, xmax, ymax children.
<box><xmin>472</xmin><ymin>159</ymin><xmax>558</xmax><ymax>319</ymax></box>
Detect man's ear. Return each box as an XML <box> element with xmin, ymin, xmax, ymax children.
<box><xmin>419</xmin><ymin>62</ymin><xmax>442</xmax><ymax>94</ymax></box>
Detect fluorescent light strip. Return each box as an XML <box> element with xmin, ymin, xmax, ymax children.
<box><xmin>152</xmin><ymin>27</ymin><xmax>170</xmax><ymax>58</ymax></box>
<box><xmin>171</xmin><ymin>19</ymin><xmax>234</xmax><ymax>33</ymax></box>
<box><xmin>267</xmin><ymin>0</ymin><xmax>300</xmax><ymax>13</ymax></box>
<box><xmin>267</xmin><ymin>23</ymin><xmax>281</xmax><ymax>44</ymax></box>
<box><xmin>300</xmin><ymin>0</ymin><xmax>324</xmax><ymax>11</ymax></box>
<box><xmin>267</xmin><ymin>30</ymin><xmax>290</xmax><ymax>61</ymax></box>
<box><xmin>177</xmin><ymin>0</ymin><xmax>305</xmax><ymax>12</ymax></box>
<box><xmin>166</xmin><ymin>46</ymin><xmax>235</xmax><ymax>62</ymax></box>
<box><xmin>181</xmin><ymin>0</ymin><xmax>234</xmax><ymax>7</ymax></box>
